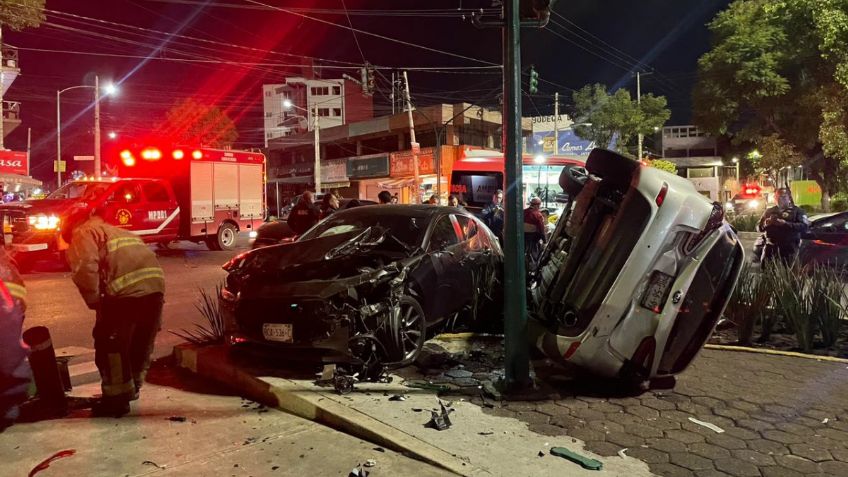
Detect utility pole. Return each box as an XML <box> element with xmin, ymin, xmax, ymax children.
<box><xmin>554</xmin><ymin>92</ymin><xmax>559</xmax><ymax>154</ymax></box>
<box><xmin>402</xmin><ymin>71</ymin><xmax>420</xmax><ymax>204</ymax></box>
<box><xmin>26</xmin><ymin>127</ymin><xmax>31</xmax><ymax>176</ymax></box>
<box><xmin>0</xmin><ymin>26</ymin><xmax>5</xmax><ymax>150</ymax></box>
<box><xmin>313</xmin><ymin>103</ymin><xmax>321</xmax><ymax>193</ymax></box>
<box><xmin>635</xmin><ymin>71</ymin><xmax>653</xmax><ymax>161</ymax></box>
<box><xmin>94</xmin><ymin>75</ymin><xmax>102</xmax><ymax>178</ymax></box>
<box><xmin>502</xmin><ymin>0</ymin><xmax>530</xmax><ymax>391</ymax></box>
<box><xmin>56</xmin><ymin>89</ymin><xmax>62</xmax><ymax>188</ymax></box>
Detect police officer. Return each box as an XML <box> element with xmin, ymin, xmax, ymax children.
<box><xmin>0</xmin><ymin>248</ymin><xmax>31</xmax><ymax>431</ymax></box>
<box><xmin>757</xmin><ymin>188</ymin><xmax>810</xmax><ymax>264</ymax></box>
<box><xmin>59</xmin><ymin>209</ymin><xmax>165</xmax><ymax>417</ymax></box>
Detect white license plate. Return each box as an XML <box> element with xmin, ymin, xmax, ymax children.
<box><xmin>262</xmin><ymin>323</ymin><xmax>293</xmax><ymax>343</ymax></box>
<box><xmin>641</xmin><ymin>271</ymin><xmax>674</xmax><ymax>313</ymax></box>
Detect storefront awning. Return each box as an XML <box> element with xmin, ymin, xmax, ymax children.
<box><xmin>271</xmin><ymin>175</ymin><xmax>312</xmax><ymax>184</ymax></box>
<box><xmin>322</xmin><ymin>181</ymin><xmax>351</xmax><ymax>189</ymax></box>
<box><xmin>0</xmin><ymin>173</ymin><xmax>41</xmax><ymax>188</ymax></box>
<box><xmin>378</xmin><ymin>175</ymin><xmax>447</xmax><ymax>188</ymax></box>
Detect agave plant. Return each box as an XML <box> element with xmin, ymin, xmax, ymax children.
<box><xmin>170</xmin><ymin>284</ymin><xmax>226</xmax><ymax>346</ymax></box>
<box><xmin>766</xmin><ymin>259</ymin><xmax>816</xmax><ymax>351</ymax></box>
<box><xmin>724</xmin><ymin>265</ymin><xmax>770</xmax><ymax>345</ymax></box>
<box><xmin>809</xmin><ymin>265</ymin><xmax>845</xmax><ymax>348</ymax></box>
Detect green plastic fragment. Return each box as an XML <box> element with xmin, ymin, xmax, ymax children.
<box><xmin>550</xmin><ymin>447</ymin><xmax>603</xmax><ymax>471</ymax></box>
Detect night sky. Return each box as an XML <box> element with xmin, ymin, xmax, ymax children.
<box><xmin>4</xmin><ymin>0</ymin><xmax>731</xmax><ymax>183</ymax></box>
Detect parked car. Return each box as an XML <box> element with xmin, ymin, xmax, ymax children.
<box><xmin>529</xmin><ymin>149</ymin><xmax>744</xmax><ymax>386</ymax></box>
<box><xmin>252</xmin><ymin>199</ymin><xmax>377</xmax><ymax>249</ymax></box>
<box><xmin>798</xmin><ymin>211</ymin><xmax>848</xmax><ymax>268</ymax></box>
<box><xmin>221</xmin><ymin>205</ymin><xmax>503</xmax><ymax>367</ymax></box>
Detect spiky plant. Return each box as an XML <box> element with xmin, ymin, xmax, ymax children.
<box><xmin>810</xmin><ymin>265</ymin><xmax>845</xmax><ymax>348</ymax></box>
<box><xmin>170</xmin><ymin>284</ymin><xmax>226</xmax><ymax>346</ymax></box>
<box><xmin>767</xmin><ymin>259</ymin><xmax>816</xmax><ymax>352</ymax></box>
<box><xmin>724</xmin><ymin>265</ymin><xmax>770</xmax><ymax>345</ymax></box>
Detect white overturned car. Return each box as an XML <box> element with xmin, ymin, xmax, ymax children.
<box><xmin>529</xmin><ymin>149</ymin><xmax>744</xmax><ymax>386</ymax></box>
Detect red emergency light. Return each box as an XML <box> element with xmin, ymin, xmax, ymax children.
<box><xmin>141</xmin><ymin>147</ymin><xmax>162</xmax><ymax>161</ymax></box>
<box><xmin>172</xmin><ymin>149</ymin><xmax>185</xmax><ymax>160</ymax></box>
<box><xmin>743</xmin><ymin>184</ymin><xmax>761</xmax><ymax>196</ymax></box>
<box><xmin>120</xmin><ymin>150</ymin><xmax>135</xmax><ymax>167</ymax></box>
<box><xmin>192</xmin><ymin>150</ymin><xmax>203</xmax><ymax>160</ymax></box>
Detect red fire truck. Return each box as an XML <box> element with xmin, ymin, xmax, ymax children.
<box><xmin>1</xmin><ymin>146</ymin><xmax>265</xmax><ymax>270</ymax></box>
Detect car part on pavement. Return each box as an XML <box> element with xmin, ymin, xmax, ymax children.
<box><xmin>550</xmin><ymin>447</ymin><xmax>603</xmax><ymax>471</ymax></box>
<box><xmin>424</xmin><ymin>401</ymin><xmax>454</xmax><ymax>431</ymax></box>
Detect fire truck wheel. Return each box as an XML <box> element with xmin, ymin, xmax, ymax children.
<box><xmin>208</xmin><ymin>223</ymin><xmax>238</xmax><ymax>251</ymax></box>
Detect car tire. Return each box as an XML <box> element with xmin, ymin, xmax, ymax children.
<box><xmin>207</xmin><ymin>223</ymin><xmax>238</xmax><ymax>251</ymax></box>
<box><xmin>387</xmin><ymin>295</ymin><xmax>427</xmax><ymax>366</ymax></box>
<box><xmin>560</xmin><ymin>165</ymin><xmax>589</xmax><ymax>197</ymax></box>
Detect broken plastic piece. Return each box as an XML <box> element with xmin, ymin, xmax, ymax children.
<box><xmin>28</xmin><ymin>450</ymin><xmax>76</xmax><ymax>477</ymax></box>
<box><xmin>167</xmin><ymin>416</ymin><xmax>187</xmax><ymax>422</ymax></box>
<box><xmin>348</xmin><ymin>465</ymin><xmax>369</xmax><ymax>477</ymax></box>
<box><xmin>617</xmin><ymin>448</ymin><xmax>628</xmax><ymax>458</ymax></box>
<box><xmin>333</xmin><ymin>372</ymin><xmax>356</xmax><ymax>395</ymax></box>
<box><xmin>364</xmin><ymin>459</ymin><xmax>377</xmax><ymax>467</ymax></box>
<box><xmin>388</xmin><ymin>395</ymin><xmax>406</xmax><ymax>401</ymax></box>
<box><xmin>141</xmin><ymin>460</ymin><xmax>167</xmax><ymax>470</ymax></box>
<box><xmin>538</xmin><ymin>451</ymin><xmax>545</xmax><ymax>457</ymax></box>
<box><xmin>688</xmin><ymin>417</ymin><xmax>724</xmax><ymax>433</ymax></box>
<box><xmin>425</xmin><ymin>401</ymin><xmax>454</xmax><ymax>431</ymax></box>
<box><xmin>550</xmin><ymin>447</ymin><xmax>603</xmax><ymax>471</ymax></box>
<box><xmin>822</xmin><ymin>418</ymin><xmax>830</xmax><ymax>425</ymax></box>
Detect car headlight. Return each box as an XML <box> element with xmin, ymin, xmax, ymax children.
<box><xmin>747</xmin><ymin>200</ymin><xmax>759</xmax><ymax>209</ymax></box>
<box><xmin>28</xmin><ymin>214</ymin><xmax>60</xmax><ymax>230</ymax></box>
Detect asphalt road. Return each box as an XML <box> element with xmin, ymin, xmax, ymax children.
<box><xmin>21</xmin><ymin>238</ymin><xmax>247</xmax><ymax>377</ymax></box>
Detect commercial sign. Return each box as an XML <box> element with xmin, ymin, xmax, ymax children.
<box><xmin>530</xmin><ymin>114</ymin><xmax>573</xmax><ymax>133</ymax></box>
<box><xmin>321</xmin><ymin>158</ymin><xmax>349</xmax><ymax>184</ymax></box>
<box><xmin>532</xmin><ymin>129</ymin><xmax>596</xmax><ymax>156</ymax></box>
<box><xmin>390</xmin><ymin>148</ymin><xmax>435</xmax><ymax>177</ymax></box>
<box><xmin>346</xmin><ymin>155</ymin><xmax>390</xmax><ymax>179</ymax></box>
<box><xmin>74</xmin><ymin>155</ymin><xmax>94</xmax><ymax>161</ymax></box>
<box><xmin>0</xmin><ymin>150</ymin><xmax>28</xmax><ymax>175</ymax></box>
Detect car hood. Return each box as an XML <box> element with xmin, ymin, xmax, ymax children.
<box><xmin>0</xmin><ymin>199</ymin><xmax>83</xmax><ymax>216</ymax></box>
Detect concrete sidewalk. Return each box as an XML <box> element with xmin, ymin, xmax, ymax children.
<box><xmin>174</xmin><ymin>344</ymin><xmax>653</xmax><ymax>477</ymax></box>
<box><xmin>0</xmin><ymin>363</ymin><xmax>451</xmax><ymax>477</ymax></box>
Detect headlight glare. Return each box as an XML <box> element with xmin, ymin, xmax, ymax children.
<box><xmin>29</xmin><ymin>214</ymin><xmax>61</xmax><ymax>230</ymax></box>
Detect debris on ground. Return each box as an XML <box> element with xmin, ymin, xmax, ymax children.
<box><xmin>425</xmin><ymin>401</ymin><xmax>454</xmax><ymax>431</ymax></box>
<box><xmin>405</xmin><ymin>381</ymin><xmax>452</xmax><ymax>393</ymax></box>
<box><xmin>538</xmin><ymin>450</ymin><xmax>545</xmax><ymax>457</ymax></box>
<box><xmin>167</xmin><ymin>416</ymin><xmax>187</xmax><ymax>422</ymax></box>
<box><xmin>478</xmin><ymin>431</ymin><xmax>494</xmax><ymax>436</ymax></box>
<box><xmin>822</xmin><ymin>418</ymin><xmax>830</xmax><ymax>425</ymax></box>
<box><xmin>688</xmin><ymin>416</ymin><xmax>725</xmax><ymax>433</ymax></box>
<box><xmin>373</xmin><ymin>447</ymin><xmax>385</xmax><ymax>453</ymax></box>
<box><xmin>28</xmin><ymin>450</ymin><xmax>76</xmax><ymax>477</ymax></box>
<box><xmin>333</xmin><ymin>372</ymin><xmax>357</xmax><ymax>395</ymax></box>
<box><xmin>364</xmin><ymin>459</ymin><xmax>377</xmax><ymax>467</ymax></box>
<box><xmin>141</xmin><ymin>460</ymin><xmax>167</xmax><ymax>470</ymax></box>
<box><xmin>617</xmin><ymin>448</ymin><xmax>628</xmax><ymax>458</ymax></box>
<box><xmin>388</xmin><ymin>394</ymin><xmax>406</xmax><ymax>401</ymax></box>
<box><xmin>348</xmin><ymin>465</ymin><xmax>369</xmax><ymax>477</ymax></box>
<box><xmin>550</xmin><ymin>447</ymin><xmax>603</xmax><ymax>471</ymax></box>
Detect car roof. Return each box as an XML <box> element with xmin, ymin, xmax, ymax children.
<box><xmin>328</xmin><ymin>204</ymin><xmax>471</xmax><ymax>220</ymax></box>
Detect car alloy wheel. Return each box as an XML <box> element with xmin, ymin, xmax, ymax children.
<box><xmin>389</xmin><ymin>296</ymin><xmax>426</xmax><ymax>366</ymax></box>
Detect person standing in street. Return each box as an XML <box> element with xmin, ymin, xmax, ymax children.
<box><xmin>320</xmin><ymin>193</ymin><xmax>340</xmax><ymax>220</ymax></box>
<box><xmin>0</xmin><ymin>248</ymin><xmax>30</xmax><ymax>432</ymax></box>
<box><xmin>59</xmin><ymin>210</ymin><xmax>165</xmax><ymax>417</ymax></box>
<box><xmin>377</xmin><ymin>190</ymin><xmax>392</xmax><ymax>204</ymax></box>
<box><xmin>523</xmin><ymin>197</ymin><xmax>547</xmax><ymax>268</ymax></box>
<box><xmin>288</xmin><ymin>190</ymin><xmax>321</xmax><ymax>236</ymax></box>
<box><xmin>482</xmin><ymin>189</ymin><xmax>505</xmax><ymax>242</ymax></box>
<box><xmin>447</xmin><ymin>194</ymin><xmax>464</xmax><ymax>210</ymax></box>
<box><xmin>757</xmin><ymin>188</ymin><xmax>810</xmax><ymax>264</ymax></box>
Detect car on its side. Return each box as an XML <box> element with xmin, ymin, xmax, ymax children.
<box><xmin>221</xmin><ymin>205</ymin><xmax>503</xmax><ymax>367</ymax></box>
<box><xmin>530</xmin><ymin>148</ymin><xmax>745</xmax><ymax>387</ymax></box>
<box><xmin>252</xmin><ymin>198</ymin><xmax>377</xmax><ymax>249</ymax></box>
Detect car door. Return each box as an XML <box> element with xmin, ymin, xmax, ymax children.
<box><xmin>101</xmin><ymin>181</ymin><xmax>146</xmax><ymax>232</ymax></box>
<box><xmin>139</xmin><ymin>180</ymin><xmax>180</xmax><ymax>241</ymax></box>
<box><xmin>421</xmin><ymin>214</ymin><xmax>464</xmax><ymax>323</ymax></box>
<box><xmin>805</xmin><ymin>213</ymin><xmax>848</xmax><ymax>267</ymax></box>
<box><xmin>454</xmin><ymin>214</ymin><xmax>494</xmax><ymax>314</ymax></box>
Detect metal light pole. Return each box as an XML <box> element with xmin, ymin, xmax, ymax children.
<box><xmin>56</xmin><ymin>89</ymin><xmax>62</xmax><ymax>188</ymax></box>
<box><xmin>503</xmin><ymin>0</ymin><xmax>530</xmax><ymax>391</ymax></box>
<box><xmin>57</xmin><ymin>77</ymin><xmax>117</xmax><ymax>185</ymax></box>
<box><xmin>284</xmin><ymin>99</ymin><xmax>321</xmax><ymax>193</ymax></box>
<box><xmin>94</xmin><ymin>75</ymin><xmax>101</xmax><ymax>178</ymax></box>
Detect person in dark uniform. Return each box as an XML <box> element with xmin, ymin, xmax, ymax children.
<box><xmin>288</xmin><ymin>190</ymin><xmax>321</xmax><ymax>235</ymax></box>
<box><xmin>482</xmin><ymin>189</ymin><xmax>505</xmax><ymax>243</ymax></box>
<box><xmin>757</xmin><ymin>188</ymin><xmax>810</xmax><ymax>264</ymax></box>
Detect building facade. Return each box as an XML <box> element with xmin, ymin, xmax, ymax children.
<box><xmin>660</xmin><ymin>125</ymin><xmax>737</xmax><ymax>202</ymax></box>
<box><xmin>262</xmin><ymin>75</ymin><xmax>373</xmax><ymax>147</ymax></box>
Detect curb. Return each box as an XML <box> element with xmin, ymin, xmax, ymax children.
<box><xmin>173</xmin><ymin>344</ymin><xmax>480</xmax><ymax>477</ymax></box>
<box><xmin>704</xmin><ymin>344</ymin><xmax>848</xmax><ymax>364</ymax></box>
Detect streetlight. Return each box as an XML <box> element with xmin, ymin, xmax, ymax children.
<box><xmin>283</xmin><ymin>99</ymin><xmax>321</xmax><ymax>192</ymax></box>
<box><xmin>56</xmin><ymin>75</ymin><xmax>117</xmax><ymax>187</ymax></box>
<box><xmin>731</xmin><ymin>156</ymin><xmax>740</xmax><ymax>182</ymax></box>
<box><xmin>108</xmin><ymin>131</ymin><xmax>117</xmax><ymax>140</ymax></box>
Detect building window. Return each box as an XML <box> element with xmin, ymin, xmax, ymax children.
<box><xmin>317</xmin><ymin>108</ymin><xmax>330</xmax><ymax>117</ymax></box>
<box><xmin>333</xmin><ymin>108</ymin><xmax>342</xmax><ymax>117</ymax></box>
<box><xmin>310</xmin><ymin>86</ymin><xmax>329</xmax><ymax>96</ymax></box>
<box><xmin>265</xmin><ymin>112</ymin><xmax>272</xmax><ymax>118</ymax></box>
<box><xmin>332</xmin><ymin>86</ymin><xmax>341</xmax><ymax>95</ymax></box>
<box><xmin>265</xmin><ymin>91</ymin><xmax>271</xmax><ymax>97</ymax></box>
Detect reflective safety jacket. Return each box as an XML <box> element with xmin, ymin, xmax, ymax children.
<box><xmin>0</xmin><ymin>249</ymin><xmax>26</xmax><ymax>312</ymax></box>
<box><xmin>0</xmin><ymin>248</ymin><xmax>30</xmax><ymax>427</ymax></box>
<box><xmin>68</xmin><ymin>216</ymin><xmax>165</xmax><ymax>307</ymax></box>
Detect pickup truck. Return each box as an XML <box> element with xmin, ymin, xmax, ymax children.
<box><xmin>1</xmin><ymin>146</ymin><xmax>265</xmax><ymax>270</ymax></box>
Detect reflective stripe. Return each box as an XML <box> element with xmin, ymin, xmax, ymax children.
<box><xmin>107</xmin><ymin>267</ymin><xmax>165</xmax><ymax>295</ymax></box>
<box><xmin>107</xmin><ymin>236</ymin><xmax>145</xmax><ymax>253</ymax></box>
<box><xmin>2</xmin><ymin>282</ymin><xmax>26</xmax><ymax>303</ymax></box>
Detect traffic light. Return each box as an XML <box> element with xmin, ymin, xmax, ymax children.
<box><xmin>361</xmin><ymin>63</ymin><xmax>375</xmax><ymax>96</ymax></box>
<box><xmin>529</xmin><ymin>66</ymin><xmax>539</xmax><ymax>94</ymax></box>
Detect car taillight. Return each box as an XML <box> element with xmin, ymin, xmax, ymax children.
<box><xmin>682</xmin><ymin>202</ymin><xmax>725</xmax><ymax>254</ymax></box>
<box><xmin>655</xmin><ymin>182</ymin><xmax>669</xmax><ymax>207</ymax></box>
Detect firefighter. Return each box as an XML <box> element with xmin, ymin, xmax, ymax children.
<box><xmin>288</xmin><ymin>190</ymin><xmax>320</xmax><ymax>236</ymax></box>
<box><xmin>58</xmin><ymin>209</ymin><xmax>165</xmax><ymax>417</ymax></box>
<box><xmin>0</xmin><ymin>248</ymin><xmax>31</xmax><ymax>432</ymax></box>
<box><xmin>757</xmin><ymin>188</ymin><xmax>810</xmax><ymax>264</ymax></box>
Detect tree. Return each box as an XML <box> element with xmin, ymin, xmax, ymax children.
<box><xmin>693</xmin><ymin>0</ymin><xmax>848</xmax><ymax>211</ymax></box>
<box><xmin>646</xmin><ymin>159</ymin><xmax>678</xmax><ymax>175</ymax></box>
<box><xmin>156</xmin><ymin>99</ymin><xmax>238</xmax><ymax>148</ymax></box>
<box><xmin>571</xmin><ymin>83</ymin><xmax>670</xmax><ymax>157</ymax></box>
<box><xmin>0</xmin><ymin>0</ymin><xmax>44</xmax><ymax>30</ymax></box>
<box><xmin>751</xmin><ymin>134</ymin><xmax>805</xmax><ymax>185</ymax></box>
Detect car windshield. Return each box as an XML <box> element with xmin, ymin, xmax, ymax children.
<box><xmin>298</xmin><ymin>211</ymin><xmax>426</xmax><ymax>249</ymax></box>
<box><xmin>46</xmin><ymin>182</ymin><xmax>111</xmax><ymax>200</ymax></box>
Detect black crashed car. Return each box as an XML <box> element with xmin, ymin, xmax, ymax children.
<box><xmin>253</xmin><ymin>199</ymin><xmax>377</xmax><ymax>249</ymax></box>
<box><xmin>221</xmin><ymin>205</ymin><xmax>503</xmax><ymax>367</ymax></box>
<box><xmin>799</xmin><ymin>212</ymin><xmax>848</xmax><ymax>268</ymax></box>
